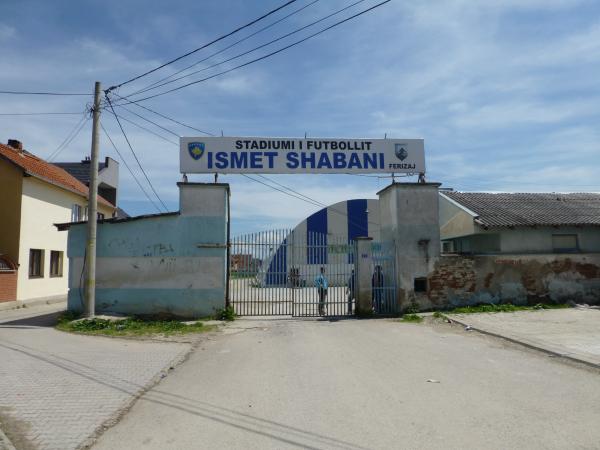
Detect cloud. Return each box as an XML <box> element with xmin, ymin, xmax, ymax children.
<box><xmin>2</xmin><ymin>0</ymin><xmax>600</xmax><ymax>232</ymax></box>
<box><xmin>0</xmin><ymin>23</ymin><xmax>15</xmax><ymax>41</ymax></box>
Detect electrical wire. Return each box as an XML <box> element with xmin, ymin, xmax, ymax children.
<box><xmin>100</xmin><ymin>122</ymin><xmax>163</xmax><ymax>213</ymax></box>
<box><xmin>0</xmin><ymin>111</ymin><xmax>83</xmax><ymax>116</ymax></box>
<box><xmin>109</xmin><ymin>112</ymin><xmax>179</xmax><ymax>146</ymax></box>
<box><xmin>47</xmin><ymin>115</ymin><xmax>90</xmax><ymax>162</ymax></box>
<box><xmin>118</xmin><ymin>0</ymin><xmax>391</xmax><ymax>103</ymax></box>
<box><xmin>134</xmin><ymin>0</ymin><xmax>321</xmax><ymax>96</ymax></box>
<box><xmin>128</xmin><ymin>0</ymin><xmax>368</xmax><ymax>97</ymax></box>
<box><xmin>111</xmin><ymin>103</ymin><xmax>180</xmax><ymax>138</ymax></box>
<box><xmin>244</xmin><ymin>174</ymin><xmax>379</xmax><ymax>228</ymax></box>
<box><xmin>0</xmin><ymin>90</ymin><xmax>90</xmax><ymax>96</ymax></box>
<box><xmin>46</xmin><ymin>113</ymin><xmax>88</xmax><ymax>160</ymax></box>
<box><xmin>107</xmin><ymin>93</ymin><xmax>214</xmax><ymax>136</ymax></box>
<box><xmin>108</xmin><ymin>0</ymin><xmax>299</xmax><ymax>91</ymax></box>
<box><xmin>104</xmin><ymin>95</ymin><xmax>170</xmax><ymax>211</ymax></box>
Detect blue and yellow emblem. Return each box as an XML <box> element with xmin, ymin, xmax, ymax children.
<box><xmin>188</xmin><ymin>142</ymin><xmax>205</xmax><ymax>160</ymax></box>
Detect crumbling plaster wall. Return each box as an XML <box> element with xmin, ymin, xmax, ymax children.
<box><xmin>420</xmin><ymin>253</ymin><xmax>600</xmax><ymax>310</ymax></box>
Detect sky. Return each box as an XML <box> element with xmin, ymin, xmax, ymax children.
<box><xmin>1</xmin><ymin>0</ymin><xmax>599</xmax><ymax>235</ymax></box>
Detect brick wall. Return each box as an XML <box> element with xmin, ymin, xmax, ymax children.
<box><xmin>419</xmin><ymin>254</ymin><xmax>600</xmax><ymax>310</ymax></box>
<box><xmin>0</xmin><ymin>270</ymin><xmax>17</xmax><ymax>302</ymax></box>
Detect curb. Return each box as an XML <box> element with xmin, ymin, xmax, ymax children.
<box><xmin>447</xmin><ymin>315</ymin><xmax>600</xmax><ymax>371</ymax></box>
<box><xmin>0</xmin><ymin>427</ymin><xmax>16</xmax><ymax>450</ymax></box>
<box><xmin>0</xmin><ymin>297</ymin><xmax>66</xmax><ymax>312</ymax></box>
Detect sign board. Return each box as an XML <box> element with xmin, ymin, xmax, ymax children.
<box><xmin>180</xmin><ymin>137</ymin><xmax>425</xmax><ymax>174</ymax></box>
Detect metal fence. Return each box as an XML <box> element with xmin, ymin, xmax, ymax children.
<box><xmin>371</xmin><ymin>241</ymin><xmax>398</xmax><ymax>315</ymax></box>
<box><xmin>229</xmin><ymin>229</ymin><xmax>398</xmax><ymax>317</ymax></box>
<box><xmin>229</xmin><ymin>230</ymin><xmax>356</xmax><ymax>317</ymax></box>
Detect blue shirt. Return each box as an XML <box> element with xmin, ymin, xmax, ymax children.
<box><xmin>315</xmin><ymin>273</ymin><xmax>328</xmax><ymax>289</ymax></box>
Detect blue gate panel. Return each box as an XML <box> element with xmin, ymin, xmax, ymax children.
<box><xmin>307</xmin><ymin>208</ymin><xmax>327</xmax><ymax>264</ymax></box>
<box><xmin>347</xmin><ymin>199</ymin><xmax>369</xmax><ymax>239</ymax></box>
<box><xmin>266</xmin><ymin>237</ymin><xmax>287</xmax><ymax>286</ymax></box>
<box><xmin>347</xmin><ymin>199</ymin><xmax>368</xmax><ymax>263</ymax></box>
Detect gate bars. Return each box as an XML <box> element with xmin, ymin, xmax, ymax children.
<box><xmin>229</xmin><ymin>230</ymin><xmax>357</xmax><ymax>317</ymax></box>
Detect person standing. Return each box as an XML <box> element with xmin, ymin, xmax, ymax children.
<box><xmin>372</xmin><ymin>265</ymin><xmax>384</xmax><ymax>313</ymax></box>
<box><xmin>346</xmin><ymin>269</ymin><xmax>355</xmax><ymax>314</ymax></box>
<box><xmin>315</xmin><ymin>266</ymin><xmax>329</xmax><ymax>316</ymax></box>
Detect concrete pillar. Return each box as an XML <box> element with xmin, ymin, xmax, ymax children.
<box><xmin>355</xmin><ymin>237</ymin><xmax>373</xmax><ymax>315</ymax></box>
<box><xmin>178</xmin><ymin>182</ymin><xmax>230</xmax><ymax>217</ymax></box>
<box><xmin>377</xmin><ymin>182</ymin><xmax>441</xmax><ymax>310</ymax></box>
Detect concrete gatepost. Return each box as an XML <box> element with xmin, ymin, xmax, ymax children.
<box><xmin>355</xmin><ymin>237</ymin><xmax>373</xmax><ymax>315</ymax></box>
<box><xmin>377</xmin><ymin>182</ymin><xmax>441</xmax><ymax>311</ymax></box>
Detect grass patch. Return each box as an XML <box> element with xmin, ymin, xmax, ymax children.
<box><xmin>448</xmin><ymin>303</ymin><xmax>569</xmax><ymax>314</ymax></box>
<box><xmin>432</xmin><ymin>311</ymin><xmax>446</xmax><ymax>319</ymax></box>
<box><xmin>401</xmin><ymin>313</ymin><xmax>423</xmax><ymax>323</ymax></box>
<box><xmin>56</xmin><ymin>314</ymin><xmax>215</xmax><ymax>337</ymax></box>
<box><xmin>215</xmin><ymin>306</ymin><xmax>236</xmax><ymax>321</ymax></box>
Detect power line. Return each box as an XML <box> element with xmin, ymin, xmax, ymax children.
<box><xmin>111</xmin><ymin>103</ymin><xmax>180</xmax><ymax>138</ymax></box>
<box><xmin>241</xmin><ymin>174</ymin><xmax>323</xmax><ymax>208</ymax></box>
<box><xmin>119</xmin><ymin>0</ymin><xmax>391</xmax><ymax>103</ymax></box>
<box><xmin>0</xmin><ymin>90</ymin><xmax>90</xmax><ymax>96</ymax></box>
<box><xmin>245</xmin><ymin>174</ymin><xmax>379</xmax><ymax>228</ymax></box>
<box><xmin>0</xmin><ymin>111</ymin><xmax>83</xmax><ymax>116</ymax></box>
<box><xmin>107</xmin><ymin>93</ymin><xmax>214</xmax><ymax>136</ymax></box>
<box><xmin>129</xmin><ymin>0</ymin><xmax>368</xmax><ymax>97</ymax></box>
<box><xmin>128</xmin><ymin>0</ymin><xmax>321</xmax><ymax>96</ymax></box>
<box><xmin>104</xmin><ymin>95</ymin><xmax>170</xmax><ymax>211</ymax></box>
<box><xmin>109</xmin><ymin>0</ymin><xmax>299</xmax><ymax>91</ymax></box>
<box><xmin>100</xmin><ymin>122</ymin><xmax>163</xmax><ymax>213</ymax></box>
<box><xmin>47</xmin><ymin>113</ymin><xmax>89</xmax><ymax>161</ymax></box>
<box><xmin>110</xmin><ymin>112</ymin><xmax>179</xmax><ymax>146</ymax></box>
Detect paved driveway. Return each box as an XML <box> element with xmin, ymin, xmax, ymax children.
<box><xmin>94</xmin><ymin>317</ymin><xmax>600</xmax><ymax>450</ymax></box>
<box><xmin>0</xmin><ymin>305</ymin><xmax>189</xmax><ymax>450</ymax></box>
<box><xmin>448</xmin><ymin>307</ymin><xmax>600</xmax><ymax>367</ymax></box>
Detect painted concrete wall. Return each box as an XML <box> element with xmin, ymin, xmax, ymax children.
<box><xmin>439</xmin><ymin>193</ymin><xmax>600</xmax><ymax>254</ymax></box>
<box><xmin>378</xmin><ymin>182</ymin><xmax>441</xmax><ymax>309</ymax></box>
<box><xmin>17</xmin><ymin>177</ymin><xmax>113</xmax><ymax>302</ymax></box>
<box><xmin>0</xmin><ymin>161</ymin><xmax>22</xmax><ymax>264</ymax></box>
<box><xmin>67</xmin><ymin>183</ymin><xmax>229</xmax><ymax>318</ymax></box>
<box><xmin>497</xmin><ymin>227</ymin><xmax>600</xmax><ymax>253</ymax></box>
<box><xmin>438</xmin><ymin>193</ymin><xmax>476</xmax><ymax>240</ymax></box>
<box><xmin>423</xmin><ymin>254</ymin><xmax>600</xmax><ymax>309</ymax></box>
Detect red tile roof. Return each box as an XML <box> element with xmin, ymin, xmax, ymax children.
<box><xmin>0</xmin><ymin>143</ymin><xmax>114</xmax><ymax>208</ymax></box>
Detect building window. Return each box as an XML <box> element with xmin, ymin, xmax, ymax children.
<box><xmin>442</xmin><ymin>241</ymin><xmax>454</xmax><ymax>253</ymax></box>
<box><xmin>414</xmin><ymin>277</ymin><xmax>428</xmax><ymax>293</ymax></box>
<box><xmin>29</xmin><ymin>249</ymin><xmax>44</xmax><ymax>278</ymax></box>
<box><xmin>71</xmin><ymin>204</ymin><xmax>82</xmax><ymax>222</ymax></box>
<box><xmin>50</xmin><ymin>251</ymin><xmax>63</xmax><ymax>277</ymax></box>
<box><xmin>552</xmin><ymin>234</ymin><xmax>578</xmax><ymax>253</ymax></box>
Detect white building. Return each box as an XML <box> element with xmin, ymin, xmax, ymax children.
<box><xmin>0</xmin><ymin>139</ymin><xmax>115</xmax><ymax>304</ymax></box>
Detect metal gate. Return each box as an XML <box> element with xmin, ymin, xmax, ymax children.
<box><xmin>229</xmin><ymin>229</ymin><xmax>356</xmax><ymax>317</ymax></box>
<box><xmin>371</xmin><ymin>241</ymin><xmax>398</xmax><ymax>315</ymax></box>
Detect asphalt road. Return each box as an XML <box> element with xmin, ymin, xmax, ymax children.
<box><xmin>93</xmin><ymin>317</ymin><xmax>600</xmax><ymax>450</ymax></box>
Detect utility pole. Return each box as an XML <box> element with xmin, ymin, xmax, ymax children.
<box><xmin>84</xmin><ymin>81</ymin><xmax>101</xmax><ymax>318</ymax></box>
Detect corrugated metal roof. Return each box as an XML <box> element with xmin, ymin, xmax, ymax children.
<box><xmin>443</xmin><ymin>192</ymin><xmax>600</xmax><ymax>228</ymax></box>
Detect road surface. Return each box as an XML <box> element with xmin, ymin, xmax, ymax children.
<box><xmin>93</xmin><ymin>317</ymin><xmax>600</xmax><ymax>450</ymax></box>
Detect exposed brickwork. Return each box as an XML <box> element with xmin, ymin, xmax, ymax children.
<box><xmin>0</xmin><ymin>271</ymin><xmax>17</xmax><ymax>302</ymax></box>
<box><xmin>427</xmin><ymin>256</ymin><xmax>476</xmax><ymax>306</ymax></box>
<box><xmin>422</xmin><ymin>254</ymin><xmax>600</xmax><ymax>309</ymax></box>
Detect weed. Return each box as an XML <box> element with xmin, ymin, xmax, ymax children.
<box><xmin>432</xmin><ymin>311</ymin><xmax>445</xmax><ymax>319</ymax></box>
<box><xmin>448</xmin><ymin>303</ymin><xmax>569</xmax><ymax>314</ymax></box>
<box><xmin>216</xmin><ymin>306</ymin><xmax>236</xmax><ymax>321</ymax></box>
<box><xmin>56</xmin><ymin>316</ymin><xmax>214</xmax><ymax>337</ymax></box>
<box><xmin>401</xmin><ymin>313</ymin><xmax>423</xmax><ymax>323</ymax></box>
<box><xmin>406</xmin><ymin>298</ymin><xmax>420</xmax><ymax>314</ymax></box>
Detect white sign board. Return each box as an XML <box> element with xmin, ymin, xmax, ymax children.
<box><xmin>180</xmin><ymin>137</ymin><xmax>425</xmax><ymax>174</ymax></box>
